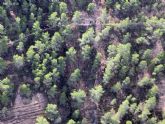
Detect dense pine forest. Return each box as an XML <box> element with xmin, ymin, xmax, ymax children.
<box><xmin>0</xmin><ymin>0</ymin><xmax>165</xmax><ymax>124</ymax></box>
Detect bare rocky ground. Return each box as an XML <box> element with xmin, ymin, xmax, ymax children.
<box><xmin>0</xmin><ymin>93</ymin><xmax>47</xmax><ymax>124</ymax></box>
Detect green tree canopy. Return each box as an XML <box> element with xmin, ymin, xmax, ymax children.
<box><xmin>90</xmin><ymin>85</ymin><xmax>104</xmax><ymax>104</ymax></box>
<box><xmin>35</xmin><ymin>116</ymin><xmax>49</xmax><ymax>124</ymax></box>
<box><xmin>19</xmin><ymin>84</ymin><xmax>31</xmax><ymax>98</ymax></box>
<box><xmin>45</xmin><ymin>104</ymin><xmax>61</xmax><ymax>123</ymax></box>
<box><xmin>71</xmin><ymin>89</ymin><xmax>86</xmax><ymax>105</ymax></box>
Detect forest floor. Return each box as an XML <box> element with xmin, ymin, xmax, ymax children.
<box><xmin>152</xmin><ymin>40</ymin><xmax>165</xmax><ymax>112</ymax></box>
<box><xmin>0</xmin><ymin>93</ymin><xmax>47</xmax><ymax>124</ymax></box>
<box><xmin>0</xmin><ymin>1</ymin><xmax>165</xmax><ymax>123</ymax></box>
<box><xmin>157</xmin><ymin>76</ymin><xmax>165</xmax><ymax>112</ymax></box>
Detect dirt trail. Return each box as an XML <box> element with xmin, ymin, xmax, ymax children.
<box><xmin>152</xmin><ymin>40</ymin><xmax>163</xmax><ymax>58</ymax></box>
<box><xmin>81</xmin><ymin>1</ymin><xmax>107</xmax><ymax>124</ymax></box>
<box><xmin>157</xmin><ymin>77</ymin><xmax>165</xmax><ymax>112</ymax></box>
<box><xmin>152</xmin><ymin>40</ymin><xmax>165</xmax><ymax>112</ymax></box>
<box><xmin>93</xmin><ymin>0</ymin><xmax>107</xmax><ymax>85</ymax></box>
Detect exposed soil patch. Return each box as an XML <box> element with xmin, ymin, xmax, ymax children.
<box><xmin>0</xmin><ymin>93</ymin><xmax>47</xmax><ymax>124</ymax></box>
<box><xmin>152</xmin><ymin>40</ymin><xmax>163</xmax><ymax>58</ymax></box>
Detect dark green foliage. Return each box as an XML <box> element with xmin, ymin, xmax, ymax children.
<box><xmin>45</xmin><ymin>104</ymin><xmax>61</xmax><ymax>123</ymax></box>
<box><xmin>59</xmin><ymin>2</ymin><xmax>67</xmax><ymax>14</ymax></box>
<box><xmin>75</xmin><ymin>0</ymin><xmax>92</xmax><ymax>9</ymax></box>
<box><xmin>19</xmin><ymin>84</ymin><xmax>31</xmax><ymax>98</ymax></box>
<box><xmin>72</xmin><ymin>11</ymin><xmax>81</xmax><ymax>24</ymax></box>
<box><xmin>92</xmin><ymin>52</ymin><xmax>101</xmax><ymax>71</ymax></box>
<box><xmin>0</xmin><ymin>78</ymin><xmax>13</xmax><ymax>107</ymax></box>
<box><xmin>32</xmin><ymin>21</ymin><xmax>42</xmax><ymax>38</ymax></box>
<box><xmin>66</xmin><ymin>47</ymin><xmax>77</xmax><ymax>62</ymax></box>
<box><xmin>138</xmin><ymin>77</ymin><xmax>154</xmax><ymax>87</ymax></box>
<box><xmin>35</xmin><ymin>116</ymin><xmax>50</xmax><ymax>124</ymax></box>
<box><xmin>51</xmin><ymin>32</ymin><xmax>63</xmax><ymax>52</ymax></box>
<box><xmin>131</xmin><ymin>53</ymin><xmax>139</xmax><ymax>65</ymax></box>
<box><xmin>67</xmin><ymin>119</ymin><xmax>76</xmax><ymax>124</ymax></box>
<box><xmin>81</xmin><ymin>45</ymin><xmax>92</xmax><ymax>60</ymax></box>
<box><xmin>152</xmin><ymin>64</ymin><xmax>164</xmax><ymax>76</ymax></box>
<box><xmin>89</xmin><ymin>85</ymin><xmax>104</xmax><ymax>103</ymax></box>
<box><xmin>72</xmin><ymin>109</ymin><xmax>80</xmax><ymax>120</ymax></box>
<box><xmin>71</xmin><ymin>89</ymin><xmax>86</xmax><ymax>106</ymax></box>
<box><xmin>43</xmin><ymin>72</ymin><xmax>53</xmax><ymax>88</ymax></box>
<box><xmin>0</xmin><ymin>57</ymin><xmax>6</xmax><ymax>74</ymax></box>
<box><xmin>79</xmin><ymin>28</ymin><xmax>95</xmax><ymax>46</ymax></box>
<box><xmin>57</xmin><ymin>56</ymin><xmax>66</xmax><ymax>75</ymax></box>
<box><xmin>87</xmin><ymin>3</ymin><xmax>96</xmax><ymax>13</ymax></box>
<box><xmin>107</xmin><ymin>0</ymin><xmax>140</xmax><ymax>17</ymax></box>
<box><xmin>0</xmin><ymin>1</ymin><xmax>164</xmax><ymax>123</ymax></box>
<box><xmin>13</xmin><ymin>54</ymin><xmax>24</xmax><ymax>69</ymax></box>
<box><xmin>103</xmin><ymin>43</ymin><xmax>131</xmax><ymax>84</ymax></box>
<box><xmin>138</xmin><ymin>60</ymin><xmax>147</xmax><ymax>71</ymax></box>
<box><xmin>0</xmin><ymin>24</ymin><xmax>8</xmax><ymax>55</ymax></box>
<box><xmin>111</xmin><ymin>82</ymin><xmax>122</xmax><ymax>93</ymax></box>
<box><xmin>101</xmin><ymin>109</ymin><xmax>119</xmax><ymax>124</ymax></box>
<box><xmin>59</xmin><ymin>91</ymin><xmax>67</xmax><ymax>106</ymax></box>
<box><xmin>142</xmin><ymin>49</ymin><xmax>152</xmax><ymax>61</ymax></box>
<box><xmin>147</xmin><ymin>85</ymin><xmax>158</xmax><ymax>98</ymax></box>
<box><xmin>47</xmin><ymin>84</ymin><xmax>57</xmax><ymax>99</ymax></box>
<box><xmin>60</xmin><ymin>13</ymin><xmax>69</xmax><ymax>26</ymax></box>
<box><xmin>48</xmin><ymin>12</ymin><xmax>59</xmax><ymax>27</ymax></box>
<box><xmin>68</xmin><ymin>69</ymin><xmax>81</xmax><ymax>87</ymax></box>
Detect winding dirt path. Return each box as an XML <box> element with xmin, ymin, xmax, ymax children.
<box><xmin>157</xmin><ymin>77</ymin><xmax>165</xmax><ymax>112</ymax></box>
